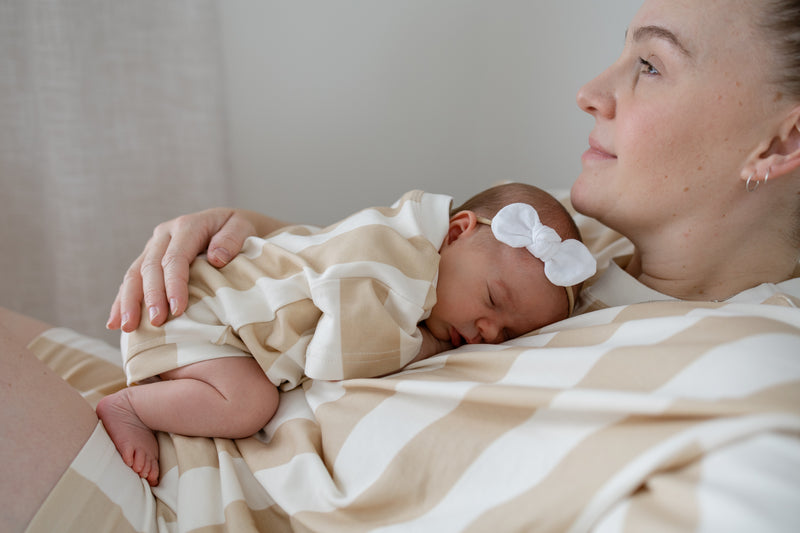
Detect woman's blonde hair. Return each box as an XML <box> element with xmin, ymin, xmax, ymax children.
<box><xmin>760</xmin><ymin>1</ymin><xmax>800</xmax><ymax>247</ymax></box>
<box><xmin>761</xmin><ymin>0</ymin><xmax>800</xmax><ymax>98</ymax></box>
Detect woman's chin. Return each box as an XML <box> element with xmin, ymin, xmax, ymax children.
<box><xmin>569</xmin><ymin>178</ymin><xmax>599</xmax><ymax>218</ymax></box>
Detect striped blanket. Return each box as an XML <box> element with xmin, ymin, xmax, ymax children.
<box><xmin>30</xmin><ymin>296</ymin><xmax>800</xmax><ymax>532</ymax></box>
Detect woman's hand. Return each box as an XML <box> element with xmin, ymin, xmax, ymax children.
<box><xmin>107</xmin><ymin>208</ymin><xmax>288</xmax><ymax>332</ymax></box>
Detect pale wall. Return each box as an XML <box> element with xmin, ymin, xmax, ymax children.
<box><xmin>218</xmin><ymin>0</ymin><xmax>642</xmax><ymax>225</ymax></box>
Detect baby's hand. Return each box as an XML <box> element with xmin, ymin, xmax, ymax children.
<box><xmin>411</xmin><ymin>326</ymin><xmax>454</xmax><ymax>364</ymax></box>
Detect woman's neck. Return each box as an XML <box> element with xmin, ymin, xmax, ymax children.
<box><xmin>626</xmin><ymin>229</ymin><xmax>798</xmax><ymax>302</ymax></box>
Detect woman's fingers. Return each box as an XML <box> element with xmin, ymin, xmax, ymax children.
<box><xmin>206</xmin><ymin>212</ymin><xmax>256</xmax><ymax>268</ymax></box>
<box><xmin>107</xmin><ymin>254</ymin><xmax>145</xmax><ymax>331</ymax></box>
<box><xmin>160</xmin><ymin>210</ymin><xmax>237</xmax><ymax>317</ymax></box>
<box><xmin>106</xmin><ymin>208</ymin><xmax>259</xmax><ymax>332</ymax></box>
<box><xmin>162</xmin><ymin>211</ymin><xmax>256</xmax><ymax>315</ymax></box>
<box><xmin>107</xmin><ymin>231</ymin><xmax>171</xmax><ymax>332</ymax></box>
<box><xmin>139</xmin><ymin>230</ymin><xmax>173</xmax><ymax>328</ymax></box>
<box><xmin>106</xmin><ymin>287</ymin><xmax>125</xmax><ymax>331</ymax></box>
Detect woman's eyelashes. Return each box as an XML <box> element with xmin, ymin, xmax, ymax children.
<box><xmin>638</xmin><ymin>57</ymin><xmax>660</xmax><ymax>76</ymax></box>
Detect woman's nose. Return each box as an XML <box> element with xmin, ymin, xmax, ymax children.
<box><xmin>576</xmin><ymin>66</ymin><xmax>616</xmax><ymax>119</ymax></box>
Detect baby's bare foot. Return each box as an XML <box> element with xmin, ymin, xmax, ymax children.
<box><xmin>96</xmin><ymin>391</ymin><xmax>160</xmax><ymax>486</ymax></box>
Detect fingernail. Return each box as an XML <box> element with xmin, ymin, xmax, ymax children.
<box><xmin>213</xmin><ymin>247</ymin><xmax>231</xmax><ymax>264</ymax></box>
<box><xmin>149</xmin><ymin>306</ymin><xmax>159</xmax><ymax>321</ymax></box>
<box><xmin>169</xmin><ymin>298</ymin><xmax>178</xmax><ymax>315</ymax></box>
<box><xmin>121</xmin><ymin>312</ymin><xmax>130</xmax><ymax>328</ymax></box>
<box><xmin>106</xmin><ymin>317</ymin><xmax>113</xmax><ymax>329</ymax></box>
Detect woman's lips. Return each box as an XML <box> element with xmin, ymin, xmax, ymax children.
<box><xmin>582</xmin><ymin>139</ymin><xmax>616</xmax><ymax>161</ymax></box>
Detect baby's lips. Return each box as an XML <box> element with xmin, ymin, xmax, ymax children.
<box><xmin>449</xmin><ymin>326</ymin><xmax>464</xmax><ymax>347</ymax></box>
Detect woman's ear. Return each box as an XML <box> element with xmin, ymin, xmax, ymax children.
<box><xmin>445</xmin><ymin>210</ymin><xmax>479</xmax><ymax>245</ymax></box>
<box><xmin>741</xmin><ymin>105</ymin><xmax>800</xmax><ymax>183</ymax></box>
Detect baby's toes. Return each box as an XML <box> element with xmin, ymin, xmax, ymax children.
<box><xmin>131</xmin><ymin>447</ymin><xmax>149</xmax><ymax>477</ymax></box>
<box><xmin>146</xmin><ymin>459</ymin><xmax>160</xmax><ymax>486</ymax></box>
<box><xmin>120</xmin><ymin>448</ymin><xmax>136</xmax><ymax>469</ymax></box>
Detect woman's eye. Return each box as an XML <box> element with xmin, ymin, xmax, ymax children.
<box><xmin>638</xmin><ymin>57</ymin><xmax>659</xmax><ymax>76</ymax></box>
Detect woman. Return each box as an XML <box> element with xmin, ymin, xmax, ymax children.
<box><xmin>5</xmin><ymin>1</ymin><xmax>800</xmax><ymax>531</ymax></box>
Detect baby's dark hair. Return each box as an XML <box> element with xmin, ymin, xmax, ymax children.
<box><xmin>451</xmin><ymin>182</ymin><xmax>582</xmax><ymax>244</ymax></box>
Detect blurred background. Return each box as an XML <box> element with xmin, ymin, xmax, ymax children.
<box><xmin>1</xmin><ymin>0</ymin><xmax>639</xmax><ymax>344</ymax></box>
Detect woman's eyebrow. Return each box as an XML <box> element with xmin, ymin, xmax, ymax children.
<box><xmin>627</xmin><ymin>25</ymin><xmax>693</xmax><ymax>58</ymax></box>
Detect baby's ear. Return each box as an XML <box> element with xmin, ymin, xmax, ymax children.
<box><xmin>446</xmin><ymin>210</ymin><xmax>479</xmax><ymax>244</ymax></box>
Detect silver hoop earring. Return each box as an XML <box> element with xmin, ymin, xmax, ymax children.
<box><xmin>745</xmin><ymin>173</ymin><xmax>760</xmax><ymax>192</ymax></box>
<box><xmin>764</xmin><ymin>167</ymin><xmax>770</xmax><ymax>184</ymax></box>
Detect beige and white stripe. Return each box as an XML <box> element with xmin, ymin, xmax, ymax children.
<box><xmin>27</xmin><ymin>296</ymin><xmax>800</xmax><ymax>532</ymax></box>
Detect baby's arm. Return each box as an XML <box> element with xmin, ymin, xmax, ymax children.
<box><xmin>408</xmin><ymin>325</ymin><xmax>454</xmax><ymax>365</ymax></box>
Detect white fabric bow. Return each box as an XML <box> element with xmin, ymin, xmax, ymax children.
<box><xmin>490</xmin><ymin>203</ymin><xmax>596</xmax><ymax>287</ymax></box>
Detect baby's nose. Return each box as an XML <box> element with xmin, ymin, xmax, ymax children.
<box><xmin>475</xmin><ymin>318</ymin><xmax>501</xmax><ymax>344</ymax></box>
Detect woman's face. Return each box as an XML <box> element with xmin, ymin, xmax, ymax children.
<box><xmin>571</xmin><ymin>0</ymin><xmax>783</xmax><ymax>239</ymax></box>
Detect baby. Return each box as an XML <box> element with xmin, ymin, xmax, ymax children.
<box><xmin>97</xmin><ymin>182</ymin><xmax>596</xmax><ymax>485</ymax></box>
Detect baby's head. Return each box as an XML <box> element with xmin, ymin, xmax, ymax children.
<box><xmin>425</xmin><ymin>183</ymin><xmax>594</xmax><ymax>347</ymax></box>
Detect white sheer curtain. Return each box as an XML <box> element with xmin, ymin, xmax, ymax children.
<box><xmin>0</xmin><ymin>1</ymin><xmax>232</xmax><ymax>344</ymax></box>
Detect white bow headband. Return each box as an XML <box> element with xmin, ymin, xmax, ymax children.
<box><xmin>476</xmin><ymin>203</ymin><xmax>596</xmax><ymax>314</ymax></box>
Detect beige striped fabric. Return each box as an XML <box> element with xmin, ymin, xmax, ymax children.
<box><xmin>26</xmin><ymin>214</ymin><xmax>800</xmax><ymax>532</ymax></box>
<box><xmin>28</xmin><ymin>295</ymin><xmax>800</xmax><ymax>532</ymax></box>
<box><xmin>122</xmin><ymin>190</ymin><xmax>451</xmax><ymax>388</ymax></box>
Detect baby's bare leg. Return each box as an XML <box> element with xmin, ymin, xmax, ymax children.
<box><xmin>153</xmin><ymin>357</ymin><xmax>280</xmax><ymax>437</ymax></box>
<box><xmin>96</xmin><ymin>356</ymin><xmax>279</xmax><ymax>486</ymax></box>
